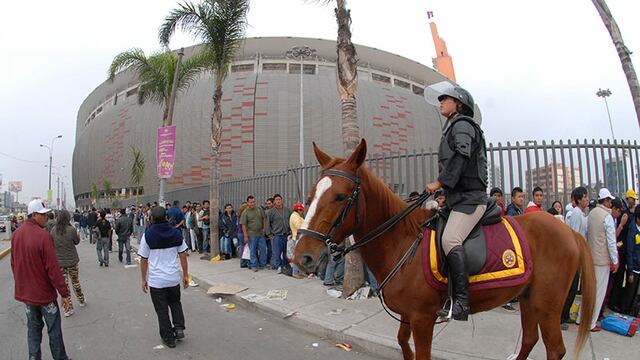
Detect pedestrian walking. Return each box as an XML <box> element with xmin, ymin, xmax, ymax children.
<box><xmin>138</xmin><ymin>206</ymin><xmax>189</xmax><ymax>348</ymax></box>
<box><xmin>11</xmin><ymin>199</ymin><xmax>71</xmax><ymax>360</ymax></box>
<box><xmin>50</xmin><ymin>209</ymin><xmax>86</xmax><ymax>317</ymax></box>
<box><xmin>115</xmin><ymin>208</ymin><xmax>134</xmax><ymax>265</ymax></box>
<box><xmin>87</xmin><ymin>207</ymin><xmax>98</xmax><ymax>244</ymax></box>
<box><xmin>96</xmin><ymin>210</ymin><xmax>112</xmax><ymax>267</ymax></box>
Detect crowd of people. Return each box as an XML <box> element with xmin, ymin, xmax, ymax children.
<box><xmin>487</xmin><ymin>185</ymin><xmax>640</xmax><ymax>331</ymax></box>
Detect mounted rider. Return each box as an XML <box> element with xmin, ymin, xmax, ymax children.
<box><xmin>424</xmin><ymin>82</ymin><xmax>488</xmax><ymax>321</ymax></box>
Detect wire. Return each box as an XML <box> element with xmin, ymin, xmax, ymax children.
<box><xmin>0</xmin><ymin>151</ymin><xmax>47</xmax><ymax>164</ymax></box>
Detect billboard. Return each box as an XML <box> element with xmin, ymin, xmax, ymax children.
<box><xmin>156</xmin><ymin>125</ymin><xmax>177</xmax><ymax>179</ymax></box>
<box><xmin>9</xmin><ymin>181</ymin><xmax>22</xmax><ymax>192</ymax></box>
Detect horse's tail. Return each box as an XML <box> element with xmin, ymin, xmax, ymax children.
<box><xmin>573</xmin><ymin>230</ymin><xmax>595</xmax><ymax>360</ymax></box>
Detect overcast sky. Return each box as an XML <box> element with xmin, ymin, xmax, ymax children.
<box><xmin>1</xmin><ymin>0</ymin><xmax>638</xmax><ymax>207</ymax></box>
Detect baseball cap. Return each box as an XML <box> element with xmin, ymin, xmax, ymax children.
<box><xmin>626</xmin><ymin>189</ymin><xmax>638</xmax><ymax>200</ymax></box>
<box><xmin>598</xmin><ymin>188</ymin><xmax>615</xmax><ymax>201</ymax></box>
<box><xmin>27</xmin><ymin>199</ymin><xmax>51</xmax><ymax>215</ymax></box>
<box><xmin>293</xmin><ymin>202</ymin><xmax>305</xmax><ymax>211</ymax></box>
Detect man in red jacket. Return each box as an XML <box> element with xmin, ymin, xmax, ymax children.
<box><xmin>11</xmin><ymin>199</ymin><xmax>71</xmax><ymax>360</ymax></box>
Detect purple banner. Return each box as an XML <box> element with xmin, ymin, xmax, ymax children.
<box><xmin>157</xmin><ymin>125</ymin><xmax>177</xmax><ymax>179</ymax></box>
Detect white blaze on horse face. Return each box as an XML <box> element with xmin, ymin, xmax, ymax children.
<box><xmin>301</xmin><ymin>177</ymin><xmax>332</xmax><ymax>230</ymax></box>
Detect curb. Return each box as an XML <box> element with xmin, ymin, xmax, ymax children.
<box><xmin>188</xmin><ymin>269</ymin><xmax>448</xmax><ymax>360</ymax></box>
<box><xmin>0</xmin><ymin>246</ymin><xmax>11</xmax><ymax>260</ymax></box>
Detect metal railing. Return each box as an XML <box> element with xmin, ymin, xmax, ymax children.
<box><xmin>220</xmin><ymin>139</ymin><xmax>640</xmax><ymax>210</ymax></box>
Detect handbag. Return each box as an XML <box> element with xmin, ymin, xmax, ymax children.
<box><xmin>241</xmin><ymin>244</ymin><xmax>251</xmax><ymax>260</ymax></box>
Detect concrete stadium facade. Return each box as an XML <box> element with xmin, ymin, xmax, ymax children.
<box><xmin>73</xmin><ymin>37</ymin><xmax>472</xmax><ymax>208</ymax></box>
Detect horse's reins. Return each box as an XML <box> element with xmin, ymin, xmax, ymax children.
<box><xmin>298</xmin><ymin>168</ymin><xmax>434</xmax><ymax>324</ymax></box>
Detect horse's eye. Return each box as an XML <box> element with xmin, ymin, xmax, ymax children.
<box><xmin>335</xmin><ymin>194</ymin><xmax>347</xmax><ymax>202</ymax></box>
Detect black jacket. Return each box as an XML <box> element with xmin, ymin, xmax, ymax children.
<box><xmin>221</xmin><ymin>212</ymin><xmax>238</xmax><ymax>239</ymax></box>
<box><xmin>437</xmin><ymin>115</ymin><xmax>488</xmax><ymax>213</ymax></box>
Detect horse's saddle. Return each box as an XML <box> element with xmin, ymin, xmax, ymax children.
<box><xmin>430</xmin><ymin>198</ymin><xmax>503</xmax><ymax>275</ymax></box>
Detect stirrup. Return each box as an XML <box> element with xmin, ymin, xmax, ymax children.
<box><xmin>436</xmin><ymin>297</ymin><xmax>453</xmax><ymax>321</ymax></box>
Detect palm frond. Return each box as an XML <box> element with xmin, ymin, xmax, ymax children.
<box><xmin>108</xmin><ymin>48</ymin><xmax>149</xmax><ymax>81</ymax></box>
<box><xmin>130</xmin><ymin>146</ymin><xmax>146</xmax><ymax>186</ymax></box>
<box><xmin>159</xmin><ymin>1</ymin><xmax>210</xmax><ymax>46</ymax></box>
<box><xmin>177</xmin><ymin>49</ymin><xmax>212</xmax><ymax>92</ymax></box>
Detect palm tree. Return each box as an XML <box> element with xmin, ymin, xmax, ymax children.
<box><xmin>130</xmin><ymin>146</ymin><xmax>146</xmax><ymax>204</ymax></box>
<box><xmin>316</xmin><ymin>0</ymin><xmax>364</xmax><ymax>297</ymax></box>
<box><xmin>159</xmin><ymin>0</ymin><xmax>250</xmax><ymax>258</ymax></box>
<box><xmin>91</xmin><ymin>182</ymin><xmax>99</xmax><ymax>207</ymax></box>
<box><xmin>591</xmin><ymin>0</ymin><xmax>640</xmax><ymax>128</ymax></box>
<box><xmin>103</xmin><ymin>179</ymin><xmax>112</xmax><ymax>207</ymax></box>
<box><xmin>108</xmin><ymin>48</ymin><xmax>209</xmax><ymax>123</ymax></box>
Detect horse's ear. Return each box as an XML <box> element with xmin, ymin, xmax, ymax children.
<box><xmin>346</xmin><ymin>139</ymin><xmax>367</xmax><ymax>168</ymax></box>
<box><xmin>313</xmin><ymin>142</ymin><xmax>333</xmax><ymax>168</ymax></box>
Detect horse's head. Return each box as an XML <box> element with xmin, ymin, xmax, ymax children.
<box><xmin>294</xmin><ymin>139</ymin><xmax>367</xmax><ymax>273</ymax></box>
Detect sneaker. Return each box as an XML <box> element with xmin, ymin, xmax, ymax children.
<box><xmin>64</xmin><ymin>308</ymin><xmax>74</xmax><ymax>317</ymax></box>
<box><xmin>163</xmin><ymin>337</ymin><xmax>176</xmax><ymax>348</ymax></box>
<box><xmin>501</xmin><ymin>303</ymin><xmax>517</xmax><ymax>313</ymax></box>
<box><xmin>323</xmin><ymin>281</ymin><xmax>336</xmax><ymax>287</ymax></box>
<box><xmin>99</xmin><ymin>262</ymin><xmax>103</xmax><ymax>267</ymax></box>
<box><xmin>104</xmin><ymin>263</ymin><xmax>109</xmax><ymax>267</ymax></box>
<box><xmin>78</xmin><ymin>301</ymin><xmax>86</xmax><ymax>307</ymax></box>
<box><xmin>276</xmin><ymin>267</ymin><xmax>282</xmax><ymax>274</ymax></box>
<box><xmin>265</xmin><ymin>264</ymin><xmax>274</xmax><ymax>270</ymax></box>
<box><xmin>188</xmin><ymin>280</ymin><xmax>199</xmax><ymax>287</ymax></box>
<box><xmin>174</xmin><ymin>328</ymin><xmax>185</xmax><ymax>340</ymax></box>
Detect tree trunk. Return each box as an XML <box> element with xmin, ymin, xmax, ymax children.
<box><xmin>208</xmin><ymin>72</ymin><xmax>223</xmax><ymax>258</ymax></box>
<box><xmin>592</xmin><ymin>0</ymin><xmax>640</xmax><ymax>128</ymax></box>
<box><xmin>335</xmin><ymin>0</ymin><xmax>365</xmax><ymax>298</ymax></box>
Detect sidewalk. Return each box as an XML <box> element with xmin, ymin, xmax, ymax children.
<box><xmin>186</xmin><ymin>256</ymin><xmax>639</xmax><ymax>360</ymax></box>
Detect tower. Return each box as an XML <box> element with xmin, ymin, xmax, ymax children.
<box><xmin>428</xmin><ymin>12</ymin><xmax>457</xmax><ymax>82</ymax></box>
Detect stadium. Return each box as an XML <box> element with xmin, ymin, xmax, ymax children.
<box><xmin>73</xmin><ymin>36</ymin><xmax>477</xmax><ymax>208</ymax></box>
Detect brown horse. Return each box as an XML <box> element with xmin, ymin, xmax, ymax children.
<box><xmin>294</xmin><ymin>139</ymin><xmax>596</xmax><ymax>360</ymax></box>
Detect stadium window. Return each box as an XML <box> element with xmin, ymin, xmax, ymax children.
<box><xmin>263</xmin><ymin>63</ymin><xmax>287</xmax><ymax>71</ymax></box>
<box><xmin>412</xmin><ymin>85</ymin><xmax>424</xmax><ymax>96</ymax></box>
<box><xmin>371</xmin><ymin>73</ymin><xmax>391</xmax><ymax>84</ymax></box>
<box><xmin>394</xmin><ymin>79</ymin><xmax>411</xmax><ymax>89</ymax></box>
<box><xmin>289</xmin><ymin>64</ymin><xmax>314</xmax><ymax>74</ymax></box>
<box><xmin>96</xmin><ymin>106</ymin><xmax>102</xmax><ymax>115</ymax></box>
<box><xmin>231</xmin><ymin>64</ymin><xmax>254</xmax><ymax>73</ymax></box>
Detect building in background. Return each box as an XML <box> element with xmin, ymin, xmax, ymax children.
<box><xmin>604</xmin><ymin>158</ymin><xmax>626</xmax><ymax>195</ymax></box>
<box><xmin>525</xmin><ymin>164</ymin><xmax>581</xmax><ymax>198</ymax></box>
<box><xmin>73</xmin><ymin>37</ymin><xmax>482</xmax><ymax>209</ymax></box>
<box><xmin>428</xmin><ymin>12</ymin><xmax>456</xmax><ymax>82</ymax></box>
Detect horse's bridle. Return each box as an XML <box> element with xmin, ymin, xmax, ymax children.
<box><xmin>297</xmin><ymin>169</ymin><xmax>362</xmax><ymax>255</ymax></box>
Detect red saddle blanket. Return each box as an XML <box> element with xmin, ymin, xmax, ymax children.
<box><xmin>422</xmin><ymin>217</ymin><xmax>533</xmax><ymax>291</ymax></box>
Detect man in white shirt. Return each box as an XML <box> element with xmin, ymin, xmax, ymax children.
<box><xmin>138</xmin><ymin>206</ymin><xmax>189</xmax><ymax>348</ymax></box>
<box><xmin>561</xmin><ymin>186</ymin><xmax>589</xmax><ymax>330</ymax></box>
<box><xmin>581</xmin><ymin>188</ymin><xmax>619</xmax><ymax>332</ymax></box>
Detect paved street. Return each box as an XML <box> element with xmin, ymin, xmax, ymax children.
<box><xmin>0</xmin><ymin>241</ymin><xmax>382</xmax><ymax>360</ymax></box>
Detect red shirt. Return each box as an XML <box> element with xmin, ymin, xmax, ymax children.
<box><xmin>524</xmin><ymin>204</ymin><xmax>543</xmax><ymax>214</ymax></box>
<box><xmin>11</xmin><ymin>218</ymin><xmax>69</xmax><ymax>305</ymax></box>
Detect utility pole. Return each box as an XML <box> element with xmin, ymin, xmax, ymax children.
<box><xmin>158</xmin><ymin>48</ymin><xmax>184</xmax><ymax>206</ymax></box>
<box><xmin>40</xmin><ymin>135</ymin><xmax>62</xmax><ymax>203</ymax></box>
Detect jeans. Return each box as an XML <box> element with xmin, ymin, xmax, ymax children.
<box><xmin>366</xmin><ymin>266</ymin><xmax>379</xmax><ymax>290</ymax></box>
<box><xmin>182</xmin><ymin>228</ymin><xmax>191</xmax><ymax>251</ymax></box>
<box><xmin>220</xmin><ymin>236</ymin><xmax>234</xmax><ymax>256</ymax></box>
<box><xmin>271</xmin><ymin>234</ymin><xmax>288</xmax><ymax>269</ymax></box>
<box><xmin>562</xmin><ymin>272</ymin><xmax>580</xmax><ymax>323</ymax></box>
<box><xmin>135</xmin><ymin>224</ymin><xmax>144</xmax><ymax>244</ymax></box>
<box><xmin>189</xmin><ymin>229</ymin><xmax>197</xmax><ymax>251</ymax></box>
<box><xmin>238</xmin><ymin>233</ymin><xmax>249</xmax><ymax>268</ymax></box>
<box><xmin>80</xmin><ymin>226</ymin><xmax>88</xmax><ymax>241</ymax></box>
<box><xmin>96</xmin><ymin>237</ymin><xmax>110</xmax><ymax>265</ymax></box>
<box><xmin>248</xmin><ymin>235</ymin><xmax>267</xmax><ymax>269</ymax></box>
<box><xmin>324</xmin><ymin>254</ymin><xmax>345</xmax><ymax>284</ymax></box>
<box><xmin>201</xmin><ymin>227</ymin><xmax>210</xmax><ymax>253</ymax></box>
<box><xmin>117</xmin><ymin>236</ymin><xmax>132</xmax><ymax>264</ymax></box>
<box><xmin>149</xmin><ymin>285</ymin><xmax>185</xmax><ymax>341</ymax></box>
<box><xmin>25</xmin><ymin>301</ymin><xmax>69</xmax><ymax>360</ymax></box>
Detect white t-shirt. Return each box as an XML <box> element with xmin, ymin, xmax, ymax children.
<box><xmin>137</xmin><ymin>234</ymin><xmax>187</xmax><ymax>288</ymax></box>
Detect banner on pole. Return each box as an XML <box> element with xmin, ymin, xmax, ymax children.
<box><xmin>157</xmin><ymin>125</ymin><xmax>177</xmax><ymax>179</ymax></box>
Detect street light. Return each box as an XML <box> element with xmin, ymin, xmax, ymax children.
<box><xmin>596</xmin><ymin>88</ymin><xmax>615</xmax><ymax>140</ymax></box>
<box><xmin>45</xmin><ymin>165</ymin><xmax>66</xmax><ymax>208</ymax></box>
<box><xmin>40</xmin><ymin>135</ymin><xmax>63</xmax><ymax>203</ymax></box>
<box><xmin>286</xmin><ymin>46</ymin><xmax>316</xmax><ymax>166</ymax></box>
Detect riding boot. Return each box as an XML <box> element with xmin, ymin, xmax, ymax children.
<box><xmin>437</xmin><ymin>245</ymin><xmax>470</xmax><ymax>321</ymax></box>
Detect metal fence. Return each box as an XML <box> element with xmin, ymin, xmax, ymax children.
<box><xmin>220</xmin><ymin>139</ymin><xmax>640</xmax><ymax>210</ymax></box>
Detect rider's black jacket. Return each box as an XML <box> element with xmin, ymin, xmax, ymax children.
<box><xmin>437</xmin><ymin>115</ymin><xmax>488</xmax><ymax>214</ymax></box>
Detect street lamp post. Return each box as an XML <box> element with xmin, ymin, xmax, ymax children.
<box><xmin>45</xmin><ymin>165</ymin><xmax>65</xmax><ymax>208</ymax></box>
<box><xmin>40</xmin><ymin>135</ymin><xmax>63</xmax><ymax>204</ymax></box>
<box><xmin>286</xmin><ymin>46</ymin><xmax>316</xmax><ymax>166</ymax></box>
<box><xmin>596</xmin><ymin>88</ymin><xmax>615</xmax><ymax>139</ymax></box>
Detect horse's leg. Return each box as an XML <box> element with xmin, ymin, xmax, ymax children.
<box><xmin>538</xmin><ymin>310</ymin><xmax>566</xmax><ymax>360</ymax></box>
<box><xmin>516</xmin><ymin>297</ymin><xmax>539</xmax><ymax>360</ymax></box>
<box><xmin>410</xmin><ymin>314</ymin><xmax>436</xmax><ymax>360</ymax></box>
<box><xmin>397</xmin><ymin>318</ymin><xmax>414</xmax><ymax>360</ymax></box>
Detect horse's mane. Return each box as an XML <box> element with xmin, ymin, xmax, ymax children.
<box><xmin>358</xmin><ymin>164</ymin><xmax>427</xmax><ymax>231</ymax></box>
